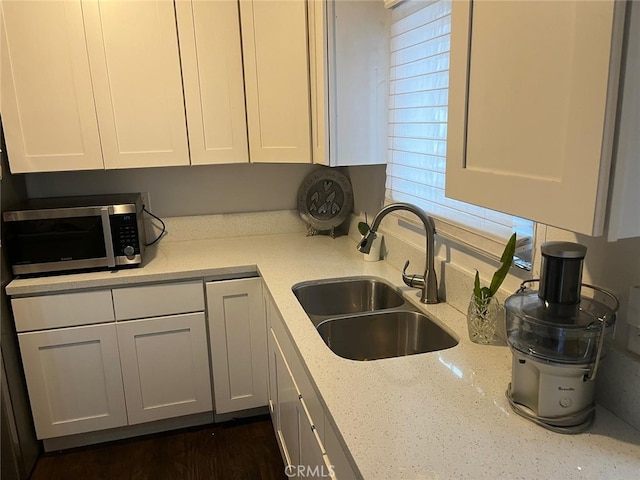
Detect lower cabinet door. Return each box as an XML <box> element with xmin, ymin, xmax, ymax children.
<box><xmin>299</xmin><ymin>398</ymin><xmax>332</xmax><ymax>480</ymax></box>
<box><xmin>116</xmin><ymin>312</ymin><xmax>212</xmax><ymax>425</ymax></box>
<box><xmin>274</xmin><ymin>333</ymin><xmax>300</xmax><ymax>468</ymax></box>
<box><xmin>267</xmin><ymin>305</ymin><xmax>279</xmax><ymax>426</ymax></box>
<box><xmin>324</xmin><ymin>419</ymin><xmax>357</xmax><ymax>480</ymax></box>
<box><xmin>18</xmin><ymin>323</ymin><xmax>127</xmax><ymax>439</ymax></box>
<box><xmin>206</xmin><ymin>277</ymin><xmax>267</xmax><ymax>414</ymax></box>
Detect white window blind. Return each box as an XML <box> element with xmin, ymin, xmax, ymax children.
<box><xmin>386</xmin><ymin>0</ymin><xmax>534</xmax><ymax>257</ymax></box>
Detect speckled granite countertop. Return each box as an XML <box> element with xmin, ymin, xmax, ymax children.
<box><xmin>7</xmin><ymin>233</ymin><xmax>640</xmax><ymax>479</ymax></box>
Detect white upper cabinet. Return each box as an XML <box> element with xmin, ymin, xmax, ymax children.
<box><xmin>309</xmin><ymin>0</ymin><xmax>390</xmax><ymax>167</ymax></box>
<box><xmin>2</xmin><ymin>0</ymin><xmax>189</xmax><ymax>172</ymax></box>
<box><xmin>83</xmin><ymin>0</ymin><xmax>189</xmax><ymax>169</ymax></box>
<box><xmin>176</xmin><ymin>0</ymin><xmax>249</xmax><ymax>165</ymax></box>
<box><xmin>4</xmin><ymin>0</ymin><xmax>383</xmax><ymax>171</ymax></box>
<box><xmin>607</xmin><ymin>1</ymin><xmax>640</xmax><ymax>242</ymax></box>
<box><xmin>1</xmin><ymin>1</ymin><xmax>104</xmax><ymax>173</ymax></box>
<box><xmin>446</xmin><ymin>0</ymin><xmax>625</xmax><ymax>236</ymax></box>
<box><xmin>239</xmin><ymin>0</ymin><xmax>312</xmax><ymax>164</ymax></box>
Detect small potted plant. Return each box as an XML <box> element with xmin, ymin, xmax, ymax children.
<box><xmin>357</xmin><ymin>216</ymin><xmax>370</xmax><ymax>236</ymax></box>
<box><xmin>467</xmin><ymin>233</ymin><xmax>516</xmax><ymax>345</ymax></box>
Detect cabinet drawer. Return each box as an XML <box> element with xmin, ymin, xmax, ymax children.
<box><xmin>112</xmin><ymin>280</ymin><xmax>204</xmax><ymax>320</ymax></box>
<box><xmin>12</xmin><ymin>290</ymin><xmax>115</xmax><ymax>332</ymax></box>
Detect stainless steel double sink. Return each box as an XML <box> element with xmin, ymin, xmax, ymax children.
<box><xmin>292</xmin><ymin>276</ymin><xmax>458</xmax><ymax>361</ymax></box>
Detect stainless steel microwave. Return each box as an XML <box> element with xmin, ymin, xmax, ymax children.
<box><xmin>3</xmin><ymin>193</ymin><xmax>146</xmax><ymax>276</ymax></box>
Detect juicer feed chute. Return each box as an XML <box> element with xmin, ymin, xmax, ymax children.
<box><xmin>504</xmin><ymin>242</ymin><xmax>618</xmax><ymax>433</ymax></box>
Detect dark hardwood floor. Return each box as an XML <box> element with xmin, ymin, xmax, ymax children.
<box><xmin>29</xmin><ymin>416</ymin><xmax>286</xmax><ymax>480</ymax></box>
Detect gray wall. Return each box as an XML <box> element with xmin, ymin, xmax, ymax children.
<box><xmin>1</xmin><ymin>147</ymin><xmax>39</xmax><ymax>479</ymax></box>
<box><xmin>25</xmin><ymin>163</ymin><xmax>319</xmax><ymax>217</ymax></box>
<box><xmin>24</xmin><ymin>163</ymin><xmax>387</xmax><ymax>221</ymax></box>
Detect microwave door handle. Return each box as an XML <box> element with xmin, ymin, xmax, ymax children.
<box><xmin>100</xmin><ymin>207</ymin><xmax>116</xmax><ymax>268</ymax></box>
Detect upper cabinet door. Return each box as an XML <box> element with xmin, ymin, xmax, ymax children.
<box><xmin>446</xmin><ymin>0</ymin><xmax>625</xmax><ymax>236</ymax></box>
<box><xmin>83</xmin><ymin>0</ymin><xmax>189</xmax><ymax>169</ymax></box>
<box><xmin>607</xmin><ymin>1</ymin><xmax>640</xmax><ymax>242</ymax></box>
<box><xmin>239</xmin><ymin>0</ymin><xmax>311</xmax><ymax>164</ymax></box>
<box><xmin>309</xmin><ymin>0</ymin><xmax>390</xmax><ymax>167</ymax></box>
<box><xmin>1</xmin><ymin>1</ymin><xmax>104</xmax><ymax>173</ymax></box>
<box><xmin>176</xmin><ymin>0</ymin><xmax>249</xmax><ymax>165</ymax></box>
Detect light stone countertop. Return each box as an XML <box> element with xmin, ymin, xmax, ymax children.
<box><xmin>7</xmin><ymin>233</ymin><xmax>640</xmax><ymax>480</ymax></box>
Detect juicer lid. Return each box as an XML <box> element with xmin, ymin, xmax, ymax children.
<box><xmin>540</xmin><ymin>242</ymin><xmax>587</xmax><ymax>259</ymax></box>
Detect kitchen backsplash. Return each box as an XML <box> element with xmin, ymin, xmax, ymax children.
<box><xmin>147</xmin><ymin>210</ymin><xmax>306</xmax><ymax>244</ymax></box>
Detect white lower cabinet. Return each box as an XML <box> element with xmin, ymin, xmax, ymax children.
<box><xmin>116</xmin><ymin>312</ymin><xmax>212</xmax><ymax>425</ymax></box>
<box><xmin>265</xmin><ymin>289</ymin><xmax>354</xmax><ymax>480</ymax></box>
<box><xmin>271</xmin><ymin>329</ymin><xmax>329</xmax><ymax>478</ymax></box>
<box><xmin>13</xmin><ymin>280</ymin><xmax>213</xmax><ymax>440</ymax></box>
<box><xmin>17</xmin><ymin>323</ymin><xmax>127</xmax><ymax>439</ymax></box>
<box><xmin>206</xmin><ymin>277</ymin><xmax>267</xmax><ymax>414</ymax></box>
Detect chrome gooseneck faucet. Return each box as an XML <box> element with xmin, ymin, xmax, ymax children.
<box><xmin>357</xmin><ymin>203</ymin><xmax>439</xmax><ymax>304</ymax></box>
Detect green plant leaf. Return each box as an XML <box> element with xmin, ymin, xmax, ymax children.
<box><xmin>473</xmin><ymin>270</ymin><xmax>481</xmax><ymax>297</ymax></box>
<box><xmin>473</xmin><ymin>271</ymin><xmax>483</xmax><ymax>307</ymax></box>
<box><xmin>357</xmin><ymin>221</ymin><xmax>370</xmax><ymax>236</ymax></box>
<box><xmin>489</xmin><ymin>233</ymin><xmax>517</xmax><ymax>297</ymax></box>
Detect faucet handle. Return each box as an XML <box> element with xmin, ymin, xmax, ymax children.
<box><xmin>402</xmin><ymin>260</ymin><xmax>425</xmax><ymax>288</ymax></box>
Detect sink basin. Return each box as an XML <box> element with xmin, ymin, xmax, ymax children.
<box><xmin>292</xmin><ymin>277</ymin><xmax>405</xmax><ymax>320</ymax></box>
<box><xmin>316</xmin><ymin>311</ymin><xmax>458</xmax><ymax>361</ymax></box>
<box><xmin>292</xmin><ymin>276</ymin><xmax>458</xmax><ymax>360</ymax></box>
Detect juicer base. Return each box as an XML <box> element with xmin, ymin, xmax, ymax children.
<box><xmin>506</xmin><ymin>385</ymin><xmax>596</xmax><ymax>434</ymax></box>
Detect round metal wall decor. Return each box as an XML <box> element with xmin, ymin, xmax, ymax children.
<box><xmin>297</xmin><ymin>168</ymin><xmax>353</xmax><ymax>236</ymax></box>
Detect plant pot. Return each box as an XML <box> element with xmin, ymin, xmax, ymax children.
<box><xmin>467</xmin><ymin>295</ymin><xmax>507</xmax><ymax>345</ymax></box>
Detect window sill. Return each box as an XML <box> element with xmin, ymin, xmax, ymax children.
<box><xmin>391</xmin><ymin>210</ymin><xmax>533</xmax><ymax>271</ymax></box>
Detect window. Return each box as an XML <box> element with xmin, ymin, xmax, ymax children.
<box><xmin>385</xmin><ymin>0</ymin><xmax>533</xmax><ymax>264</ymax></box>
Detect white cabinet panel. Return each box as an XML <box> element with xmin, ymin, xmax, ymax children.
<box><xmin>446</xmin><ymin>0</ymin><xmax>624</xmax><ymax>236</ymax></box>
<box><xmin>176</xmin><ymin>0</ymin><xmax>248</xmax><ymax>165</ymax></box>
<box><xmin>324</xmin><ymin>418</ymin><xmax>357</xmax><ymax>480</ymax></box>
<box><xmin>607</xmin><ymin>1</ymin><xmax>640</xmax><ymax>241</ymax></box>
<box><xmin>18</xmin><ymin>323</ymin><xmax>127</xmax><ymax>439</ymax></box>
<box><xmin>298</xmin><ymin>398</ymin><xmax>328</xmax><ymax>479</ymax></box>
<box><xmin>83</xmin><ymin>0</ymin><xmax>189</xmax><ymax>169</ymax></box>
<box><xmin>1</xmin><ymin>0</ymin><xmax>104</xmax><ymax>173</ymax></box>
<box><xmin>240</xmin><ymin>0</ymin><xmax>311</xmax><ymax>164</ymax></box>
<box><xmin>273</xmin><ymin>330</ymin><xmax>301</xmax><ymax>468</ymax></box>
<box><xmin>12</xmin><ymin>290</ymin><xmax>115</xmax><ymax>332</ymax></box>
<box><xmin>265</xmin><ymin>291</ymin><xmax>278</xmax><ymax>420</ymax></box>
<box><xmin>309</xmin><ymin>0</ymin><xmax>390</xmax><ymax>166</ymax></box>
<box><xmin>116</xmin><ymin>312</ymin><xmax>212</xmax><ymax>425</ymax></box>
<box><xmin>112</xmin><ymin>280</ymin><xmax>204</xmax><ymax>321</ymax></box>
<box><xmin>206</xmin><ymin>278</ymin><xmax>267</xmax><ymax>414</ymax></box>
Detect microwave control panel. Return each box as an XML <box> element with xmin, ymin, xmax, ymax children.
<box><xmin>110</xmin><ymin>213</ymin><xmax>141</xmax><ymax>258</ymax></box>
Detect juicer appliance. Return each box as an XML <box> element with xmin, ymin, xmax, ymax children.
<box><xmin>504</xmin><ymin>242</ymin><xmax>618</xmax><ymax>433</ymax></box>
